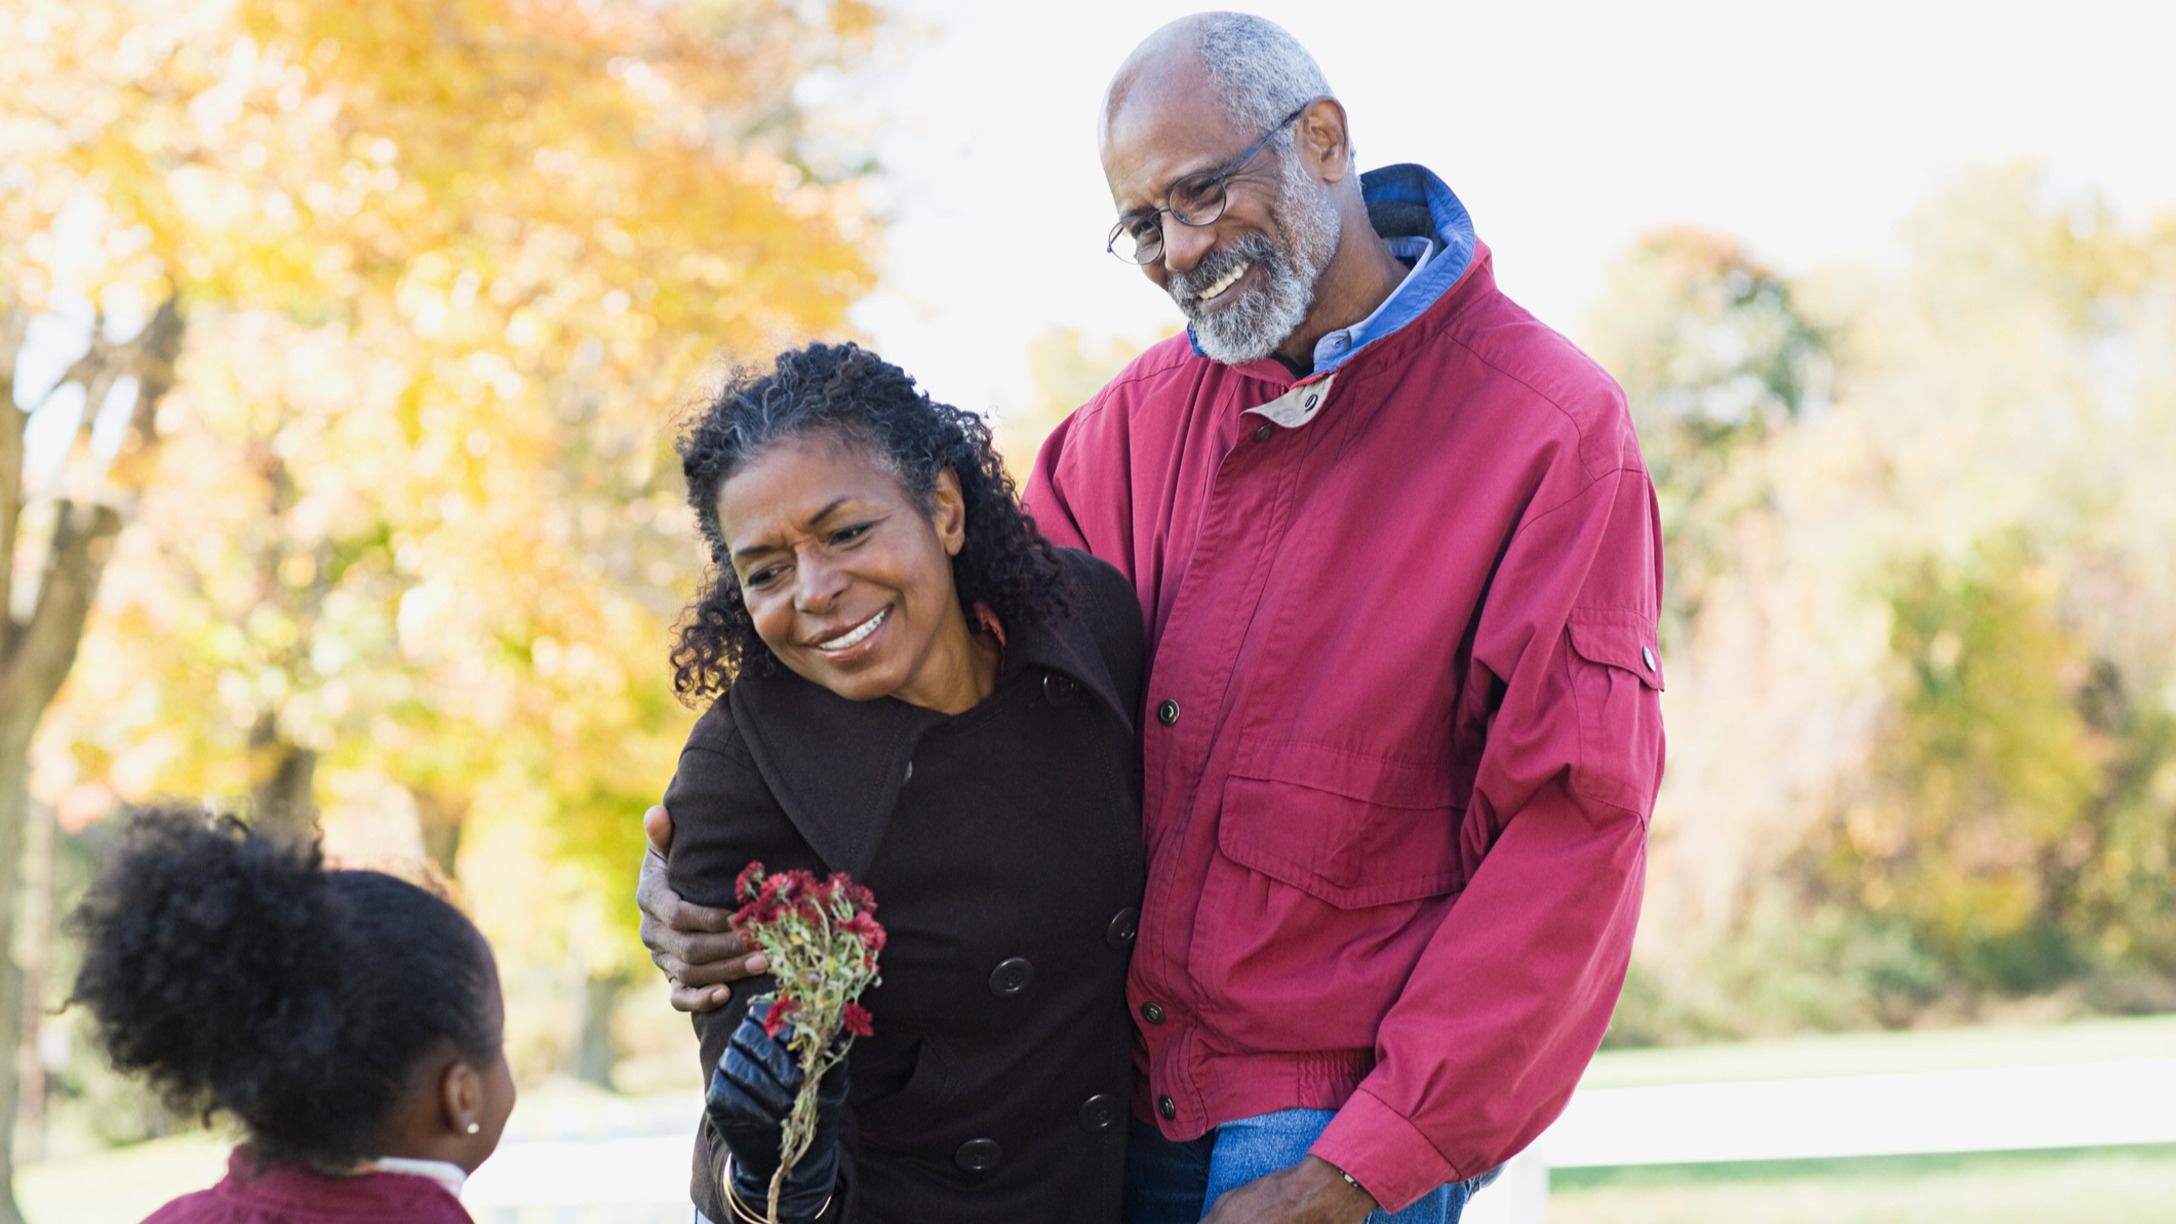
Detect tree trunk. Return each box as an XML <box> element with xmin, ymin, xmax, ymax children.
<box><xmin>14</xmin><ymin>796</ymin><xmax>53</xmax><ymax>1164</ymax></box>
<box><xmin>0</xmin><ymin>767</ymin><xmax>30</xmax><ymax>1224</ymax></box>
<box><xmin>248</xmin><ymin>723</ymin><xmax>319</xmax><ymax>842</ymax></box>
<box><xmin>414</xmin><ymin>790</ymin><xmax>469</xmax><ymax>882</ymax></box>
<box><xmin>571</xmin><ymin>970</ymin><xmax>627</xmax><ymax>1089</ymax></box>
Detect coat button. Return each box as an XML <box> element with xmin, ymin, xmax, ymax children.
<box><xmin>903</xmin><ymin>760</ymin><xmax>913</xmax><ymax>783</ymax></box>
<box><xmin>989</xmin><ymin>957</ymin><xmax>1034</xmax><ymax>997</ymax></box>
<box><xmin>955</xmin><ymin>1138</ymin><xmax>1002</xmax><ymax>1173</ymax></box>
<box><xmin>1253</xmin><ymin>423</ymin><xmax>1274</xmax><ymax>443</ymax></box>
<box><xmin>1156</xmin><ymin>699</ymin><xmax>1180</xmax><ymax>726</ymax></box>
<box><xmin>1106</xmin><ymin>907</ymin><xmax>1140</xmax><ymax>949</ymax></box>
<box><xmin>1157</xmin><ymin>1095</ymin><xmax>1177</xmax><ymax>1121</ymax></box>
<box><xmin>1042</xmin><ymin>672</ymin><xmax>1078</xmax><ymax>705</ymax></box>
<box><xmin>1140</xmin><ymin>1001</ymin><xmax>1165</xmax><ymax>1025</ymax></box>
<box><xmin>1078</xmin><ymin>1093</ymin><xmax>1122</xmax><ymax>1133</ymax></box>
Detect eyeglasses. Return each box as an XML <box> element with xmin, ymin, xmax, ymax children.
<box><xmin>1105</xmin><ymin>102</ymin><xmax>1314</xmax><ymax>265</ymax></box>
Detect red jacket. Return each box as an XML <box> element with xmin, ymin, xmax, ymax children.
<box><xmin>1024</xmin><ymin>233</ymin><xmax>1664</xmax><ymax>1211</ymax></box>
<box><xmin>144</xmin><ymin>1148</ymin><xmax>474</xmax><ymax>1224</ymax></box>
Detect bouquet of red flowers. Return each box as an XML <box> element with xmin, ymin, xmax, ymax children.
<box><xmin>732</xmin><ymin>861</ymin><xmax>886</xmax><ymax>1222</ymax></box>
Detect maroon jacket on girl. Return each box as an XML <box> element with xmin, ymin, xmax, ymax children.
<box><xmin>143</xmin><ymin>1148</ymin><xmax>473</xmax><ymax>1224</ymax></box>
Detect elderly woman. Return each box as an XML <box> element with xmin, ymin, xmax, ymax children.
<box><xmin>660</xmin><ymin>341</ymin><xmax>1143</xmax><ymax>1224</ymax></box>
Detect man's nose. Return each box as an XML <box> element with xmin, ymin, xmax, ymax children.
<box><xmin>1159</xmin><ymin>215</ymin><xmax>1216</xmax><ymax>275</ymax></box>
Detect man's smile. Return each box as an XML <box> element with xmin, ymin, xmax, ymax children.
<box><xmin>1196</xmin><ymin>259</ymin><xmax>1252</xmax><ymax>303</ymax></box>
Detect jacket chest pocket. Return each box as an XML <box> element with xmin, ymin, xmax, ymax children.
<box><xmin>1216</xmin><ymin>736</ymin><xmax>1463</xmax><ymax>909</ymax></box>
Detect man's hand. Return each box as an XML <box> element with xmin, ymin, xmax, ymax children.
<box><xmin>637</xmin><ymin>803</ymin><xmax>768</xmax><ymax>1013</ymax></box>
<box><xmin>1199</xmin><ymin>1155</ymin><xmax>1377</xmax><ymax>1224</ymax></box>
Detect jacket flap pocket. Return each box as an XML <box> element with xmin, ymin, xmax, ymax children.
<box><xmin>1567</xmin><ymin>614</ymin><xmax>1665</xmax><ymax>691</ymax></box>
<box><xmin>1221</xmin><ymin>738</ymin><xmax>1463</xmax><ymax>909</ymax></box>
<box><xmin>1230</xmin><ymin>737</ymin><xmax>1455</xmax><ymax>810</ymax></box>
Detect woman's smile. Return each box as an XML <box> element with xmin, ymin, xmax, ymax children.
<box><xmin>718</xmin><ymin>434</ymin><xmax>995</xmax><ymax>713</ymax></box>
<box><xmin>811</xmin><ymin>606</ymin><xmax>890</xmax><ymax>655</ymax></box>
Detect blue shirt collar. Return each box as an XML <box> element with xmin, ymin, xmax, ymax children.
<box><xmin>1184</xmin><ymin>163</ymin><xmax>1477</xmax><ymax>374</ymax></box>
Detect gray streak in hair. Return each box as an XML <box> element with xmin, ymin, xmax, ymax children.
<box><xmin>1193</xmin><ymin>13</ymin><xmax>1335</xmax><ymax>152</ymax></box>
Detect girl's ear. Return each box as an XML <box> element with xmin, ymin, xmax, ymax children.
<box><xmin>438</xmin><ymin>1058</ymin><xmax>484</xmax><ymax>1140</ymax></box>
<box><xmin>932</xmin><ymin>468</ymin><xmax>968</xmax><ymax>558</ymax></box>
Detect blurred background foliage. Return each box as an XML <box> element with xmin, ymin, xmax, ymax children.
<box><xmin>3</xmin><ymin>0</ymin><xmax>2174</xmax><ymax>1215</ymax></box>
<box><xmin>1593</xmin><ymin>164</ymin><xmax>2176</xmax><ymax>1045</ymax></box>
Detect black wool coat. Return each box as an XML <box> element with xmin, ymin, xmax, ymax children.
<box><xmin>666</xmin><ymin>548</ymin><xmax>1146</xmax><ymax>1224</ymax></box>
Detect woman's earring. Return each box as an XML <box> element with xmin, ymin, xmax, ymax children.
<box><xmin>465</xmin><ymin>1122</ymin><xmax>481</xmax><ymax>1135</ymax></box>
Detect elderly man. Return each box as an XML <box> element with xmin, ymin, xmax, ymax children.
<box><xmin>640</xmin><ymin>13</ymin><xmax>1663</xmax><ymax>1224</ymax></box>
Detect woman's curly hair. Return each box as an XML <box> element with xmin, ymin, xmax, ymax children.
<box><xmin>671</xmin><ymin>341</ymin><xmax>1072</xmax><ymax>704</ymax></box>
<box><xmin>70</xmin><ymin>809</ymin><xmax>500</xmax><ymax>1170</ymax></box>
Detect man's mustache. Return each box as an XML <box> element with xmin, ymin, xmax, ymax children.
<box><xmin>1168</xmin><ymin>233</ymin><xmax>1280</xmax><ymax>312</ymax></box>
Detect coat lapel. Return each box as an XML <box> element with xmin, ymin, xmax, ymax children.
<box><xmin>723</xmin><ymin>600</ymin><xmax>1130</xmax><ymax>878</ymax></box>
<box><xmin>728</xmin><ymin>672</ymin><xmax>937</xmax><ymax>879</ymax></box>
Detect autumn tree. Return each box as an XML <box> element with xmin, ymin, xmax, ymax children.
<box><xmin>7</xmin><ymin>0</ymin><xmax>886</xmax><ymax>1193</ymax></box>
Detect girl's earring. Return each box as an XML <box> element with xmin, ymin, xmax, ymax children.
<box><xmin>465</xmin><ymin>1122</ymin><xmax>481</xmax><ymax>1135</ymax></box>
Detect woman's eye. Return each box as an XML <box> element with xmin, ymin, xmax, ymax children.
<box><xmin>833</xmin><ymin>523</ymin><xmax>872</xmax><ymax>545</ymax></box>
<box><xmin>742</xmin><ymin>565</ymin><xmax>783</xmax><ymax>589</ymax></box>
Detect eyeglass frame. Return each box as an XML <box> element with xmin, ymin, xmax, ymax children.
<box><xmin>1104</xmin><ymin>100</ymin><xmax>1318</xmax><ymax>265</ymax></box>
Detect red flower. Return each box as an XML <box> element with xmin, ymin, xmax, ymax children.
<box><xmin>735</xmin><ymin>861</ymin><xmax>767</xmax><ymax>902</ymax></box>
<box><xmin>842</xmin><ymin>1003</ymin><xmax>874</xmax><ymax>1039</ymax></box>
<box><xmin>762</xmin><ymin>995</ymin><xmax>798</xmax><ymax>1038</ymax></box>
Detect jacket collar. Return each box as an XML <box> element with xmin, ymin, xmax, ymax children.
<box><xmin>1186</xmin><ymin>161</ymin><xmax>1478</xmax><ymax>377</ymax></box>
<box><xmin>727</xmin><ymin>604</ymin><xmax>1131</xmax><ymax>877</ymax></box>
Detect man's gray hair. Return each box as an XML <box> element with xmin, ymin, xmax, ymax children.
<box><xmin>1193</xmin><ymin>13</ymin><xmax>1334</xmax><ymax>142</ymax></box>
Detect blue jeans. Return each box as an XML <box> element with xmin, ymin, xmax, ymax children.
<box><xmin>1127</xmin><ymin>1109</ymin><xmax>1498</xmax><ymax>1224</ymax></box>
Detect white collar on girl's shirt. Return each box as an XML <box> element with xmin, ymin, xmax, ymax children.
<box><xmin>359</xmin><ymin>1156</ymin><xmax>468</xmax><ymax>1199</ymax></box>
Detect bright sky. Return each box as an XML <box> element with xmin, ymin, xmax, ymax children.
<box><xmin>846</xmin><ymin>0</ymin><xmax>2176</xmax><ymax>420</ymax></box>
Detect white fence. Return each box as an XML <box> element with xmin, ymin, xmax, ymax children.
<box><xmin>467</xmin><ymin>1060</ymin><xmax>2176</xmax><ymax>1223</ymax></box>
<box><xmin>1464</xmin><ymin>1058</ymin><xmax>2176</xmax><ymax>1224</ymax></box>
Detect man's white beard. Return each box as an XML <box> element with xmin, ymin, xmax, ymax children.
<box><xmin>1168</xmin><ymin>156</ymin><xmax>1343</xmax><ymax>365</ymax></box>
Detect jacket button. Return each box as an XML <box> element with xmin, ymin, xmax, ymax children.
<box><xmin>1157</xmin><ymin>1095</ymin><xmax>1177</xmax><ymax>1121</ymax></box>
<box><xmin>1253</xmin><ymin>423</ymin><xmax>1274</xmax><ymax>443</ymax></box>
<box><xmin>954</xmin><ymin>1138</ymin><xmax>1002</xmax><ymax>1173</ymax></box>
<box><xmin>1140</xmin><ymin>1001</ymin><xmax>1165</xmax><ymax>1025</ymax></box>
<box><xmin>903</xmin><ymin>760</ymin><xmax>913</xmax><ymax>783</ymax></box>
<box><xmin>1042</xmin><ymin>672</ymin><xmax>1078</xmax><ymax>705</ymax></box>
<box><xmin>1641</xmin><ymin>646</ymin><xmax>1658</xmax><ymax>672</ymax></box>
<box><xmin>1106</xmin><ymin>907</ymin><xmax>1139</xmax><ymax>949</ymax></box>
<box><xmin>989</xmin><ymin>957</ymin><xmax>1034</xmax><ymax>997</ymax></box>
<box><xmin>1156</xmin><ymin>699</ymin><xmax>1180</xmax><ymax>726</ymax></box>
<box><xmin>1078</xmin><ymin>1093</ymin><xmax>1122</xmax><ymax>1133</ymax></box>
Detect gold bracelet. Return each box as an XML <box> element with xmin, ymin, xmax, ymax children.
<box><xmin>720</xmin><ymin>1155</ymin><xmax>834</xmax><ymax>1224</ymax></box>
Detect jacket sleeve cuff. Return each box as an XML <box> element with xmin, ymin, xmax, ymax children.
<box><xmin>1310</xmin><ymin>1086</ymin><xmax>1462</xmax><ymax>1214</ymax></box>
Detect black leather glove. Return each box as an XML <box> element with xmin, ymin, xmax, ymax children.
<box><xmin>706</xmin><ymin>998</ymin><xmax>849</xmax><ymax>1223</ymax></box>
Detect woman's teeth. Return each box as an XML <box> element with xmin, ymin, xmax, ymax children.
<box><xmin>818</xmin><ymin>608</ymin><xmax>888</xmax><ymax>651</ymax></box>
<box><xmin>1198</xmin><ymin>260</ymin><xmax>1250</xmax><ymax>302</ymax></box>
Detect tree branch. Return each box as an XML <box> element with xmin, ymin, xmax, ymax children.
<box><xmin>0</xmin><ymin>501</ymin><xmax>123</xmax><ymax>755</ymax></box>
<box><xmin>2</xmin><ymin>306</ymin><xmax>29</xmax><ymax>657</ymax></box>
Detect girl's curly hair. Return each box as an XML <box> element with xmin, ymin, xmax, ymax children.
<box><xmin>672</xmin><ymin>341</ymin><xmax>1071</xmax><ymax>704</ymax></box>
<box><xmin>69</xmin><ymin>808</ymin><xmax>501</xmax><ymax>1170</ymax></box>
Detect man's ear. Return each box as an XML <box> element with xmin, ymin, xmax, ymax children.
<box><xmin>438</xmin><ymin>1058</ymin><xmax>485</xmax><ymax>1138</ymax></box>
<box><xmin>1294</xmin><ymin>96</ymin><xmax>1354</xmax><ymax>186</ymax></box>
<box><xmin>932</xmin><ymin>468</ymin><xmax>968</xmax><ymax>557</ymax></box>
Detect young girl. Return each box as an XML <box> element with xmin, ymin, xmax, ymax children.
<box><xmin>71</xmin><ymin>808</ymin><xmax>517</xmax><ymax>1223</ymax></box>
